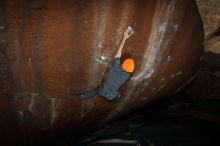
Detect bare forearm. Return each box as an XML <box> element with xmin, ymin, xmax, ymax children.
<box><xmin>114</xmin><ymin>26</ymin><xmax>134</xmax><ymax>58</ymax></box>
<box><xmin>115</xmin><ymin>37</ymin><xmax>126</xmax><ymax>58</ymax></box>
<box><xmin>131</xmin><ymin>71</ymin><xmax>145</xmax><ymax>81</ymax></box>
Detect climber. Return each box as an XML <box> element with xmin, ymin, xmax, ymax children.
<box><xmin>77</xmin><ymin>27</ymin><xmax>135</xmax><ymax>101</ymax></box>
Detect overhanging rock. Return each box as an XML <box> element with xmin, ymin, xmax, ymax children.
<box><xmin>0</xmin><ymin>0</ymin><xmax>204</xmax><ymax>145</ymax></box>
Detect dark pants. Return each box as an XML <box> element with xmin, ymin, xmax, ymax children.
<box><xmin>79</xmin><ymin>87</ymin><xmax>99</xmax><ymax>99</ymax></box>
<box><xmin>78</xmin><ymin>87</ymin><xmax>119</xmax><ymax>101</ymax></box>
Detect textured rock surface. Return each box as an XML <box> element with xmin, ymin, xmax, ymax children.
<box><xmin>196</xmin><ymin>0</ymin><xmax>220</xmax><ymax>53</ymax></box>
<box><xmin>0</xmin><ymin>0</ymin><xmax>204</xmax><ymax>145</ymax></box>
<box><xmin>185</xmin><ymin>0</ymin><xmax>220</xmax><ymax>122</ymax></box>
<box><xmin>193</xmin><ymin>0</ymin><xmax>220</xmax><ymax>99</ymax></box>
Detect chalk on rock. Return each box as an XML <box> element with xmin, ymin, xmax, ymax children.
<box><xmin>127</xmin><ymin>26</ymin><xmax>135</xmax><ymax>35</ymax></box>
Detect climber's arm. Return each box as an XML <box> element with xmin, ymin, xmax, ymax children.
<box><xmin>131</xmin><ymin>71</ymin><xmax>145</xmax><ymax>81</ymax></box>
<box><xmin>114</xmin><ymin>28</ymin><xmax>134</xmax><ymax>58</ymax></box>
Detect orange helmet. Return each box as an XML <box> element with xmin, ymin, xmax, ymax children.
<box><xmin>122</xmin><ymin>58</ymin><xmax>135</xmax><ymax>73</ymax></box>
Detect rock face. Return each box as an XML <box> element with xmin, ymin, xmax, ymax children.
<box><xmin>196</xmin><ymin>0</ymin><xmax>220</xmax><ymax>53</ymax></box>
<box><xmin>184</xmin><ymin>1</ymin><xmax>220</xmax><ymax>122</ymax></box>
<box><xmin>0</xmin><ymin>0</ymin><xmax>203</xmax><ymax>145</ymax></box>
